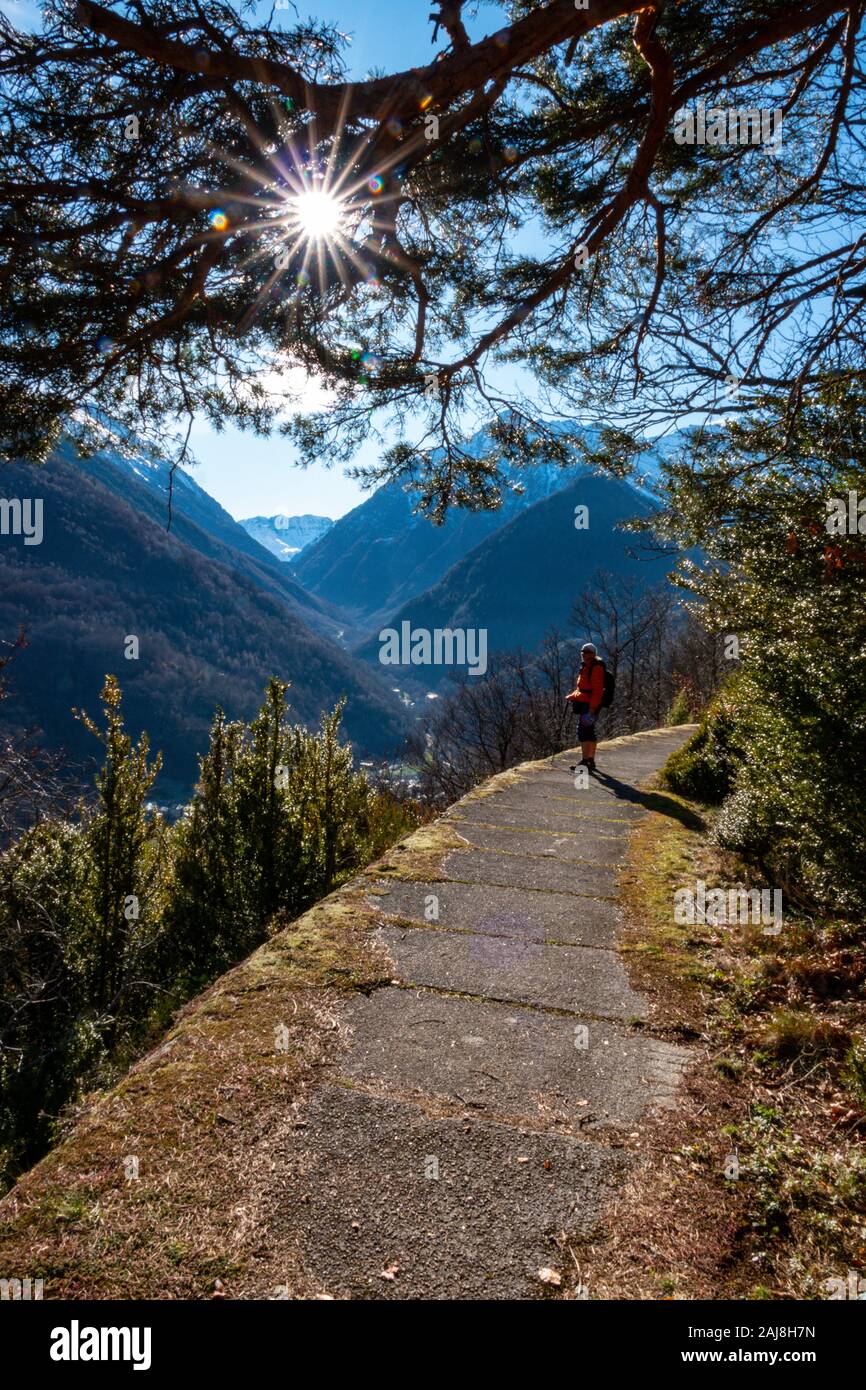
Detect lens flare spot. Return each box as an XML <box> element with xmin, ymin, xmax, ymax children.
<box><xmin>368</xmin><ymin>174</ymin><xmax>385</xmax><ymax>195</ymax></box>
<box><xmin>209</xmin><ymin>210</ymin><xmax>229</xmax><ymax>231</ymax></box>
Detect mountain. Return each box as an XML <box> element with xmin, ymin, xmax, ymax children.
<box><xmin>293</xmin><ymin>442</ymin><xmax>594</xmax><ymax>629</ymax></box>
<box><xmin>61</xmin><ymin>436</ymin><xmax>346</xmax><ymax>642</ymax></box>
<box><xmin>240</xmin><ymin>513</ymin><xmax>334</xmax><ymax>562</ymax></box>
<box><xmin>292</xmin><ymin>421</ymin><xmax>675</xmax><ymax>628</ymax></box>
<box><xmin>352</xmin><ymin>474</ymin><xmax>672</xmax><ymax>687</ymax></box>
<box><xmin>0</xmin><ymin>447</ymin><xmax>408</xmax><ymax>799</ymax></box>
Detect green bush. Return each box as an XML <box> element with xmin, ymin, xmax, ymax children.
<box><xmin>666</xmin><ymin>686</ymin><xmax>697</xmax><ymax>726</ymax></box>
<box><xmin>0</xmin><ymin>675</ymin><xmax>417</xmax><ymax>1191</ymax></box>
<box><xmin>712</xmin><ymin>679</ymin><xmax>866</xmax><ymax>914</ymax></box>
<box><xmin>0</xmin><ymin>820</ymin><xmax>102</xmax><ymax>1181</ymax></box>
<box><xmin>665</xmin><ymin>666</ymin><xmax>866</xmax><ymax>914</ymax></box>
<box><xmin>157</xmin><ymin>682</ymin><xmax>381</xmax><ymax>991</ymax></box>
<box><xmin>651</xmin><ymin>385</ymin><xmax>866</xmax><ymax>914</ymax></box>
<box><xmin>661</xmin><ymin>687</ymin><xmax>744</xmax><ymax>803</ymax></box>
<box><xmin>0</xmin><ymin>676</ymin><xmax>164</xmax><ymax>1187</ymax></box>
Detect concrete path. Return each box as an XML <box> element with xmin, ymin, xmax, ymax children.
<box><xmin>280</xmin><ymin>728</ymin><xmax>694</xmax><ymax>1299</ymax></box>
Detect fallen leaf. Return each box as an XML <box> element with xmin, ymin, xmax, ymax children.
<box><xmin>538</xmin><ymin>1267</ymin><xmax>562</xmax><ymax>1286</ymax></box>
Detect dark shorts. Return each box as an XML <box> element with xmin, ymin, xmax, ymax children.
<box><xmin>574</xmin><ymin>701</ymin><xmax>599</xmax><ymax>741</ymax></box>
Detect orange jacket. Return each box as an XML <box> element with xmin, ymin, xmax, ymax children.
<box><xmin>566</xmin><ymin>658</ymin><xmax>604</xmax><ymax>712</ymax></box>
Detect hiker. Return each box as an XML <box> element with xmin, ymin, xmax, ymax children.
<box><xmin>566</xmin><ymin>642</ymin><xmax>605</xmax><ymax>773</ymax></box>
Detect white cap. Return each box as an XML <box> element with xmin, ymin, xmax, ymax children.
<box><xmin>581</xmin><ymin>642</ymin><xmax>597</xmax><ymax>655</ymax></box>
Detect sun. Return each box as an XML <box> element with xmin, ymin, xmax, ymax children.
<box><xmin>292</xmin><ymin>188</ymin><xmax>344</xmax><ymax>241</ymax></box>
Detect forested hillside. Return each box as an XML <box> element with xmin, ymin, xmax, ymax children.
<box><xmin>353</xmin><ymin>473</ymin><xmax>669</xmax><ymax>682</ymax></box>
<box><xmin>0</xmin><ymin>451</ymin><xmax>408</xmax><ymax>796</ymax></box>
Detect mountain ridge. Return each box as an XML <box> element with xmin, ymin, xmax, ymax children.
<box><xmin>0</xmin><ymin>446</ymin><xmax>408</xmax><ymax>796</ymax></box>
<box><xmin>293</xmin><ymin>421</ymin><xmax>673</xmax><ymax>628</ymax></box>
<box><xmin>352</xmin><ymin>473</ymin><xmax>671</xmax><ymax>686</ymax></box>
<box><xmin>63</xmin><ymin>437</ymin><xmax>347</xmax><ymax>641</ymax></box>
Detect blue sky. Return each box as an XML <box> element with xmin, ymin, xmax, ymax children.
<box><xmin>0</xmin><ymin>0</ymin><xmax>508</xmax><ymax>520</ymax></box>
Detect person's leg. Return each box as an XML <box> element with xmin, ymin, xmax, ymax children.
<box><xmin>577</xmin><ymin>708</ymin><xmax>597</xmax><ymax>766</ymax></box>
<box><xmin>571</xmin><ymin>705</ymin><xmax>591</xmax><ymax>769</ymax></box>
<box><xmin>583</xmin><ymin>714</ymin><xmax>598</xmax><ymax>769</ymax></box>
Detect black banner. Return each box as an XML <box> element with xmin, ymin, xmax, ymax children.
<box><xmin>2</xmin><ymin>1297</ymin><xmax>860</xmax><ymax>1376</ymax></box>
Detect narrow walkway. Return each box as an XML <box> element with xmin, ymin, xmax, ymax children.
<box><xmin>279</xmin><ymin>727</ymin><xmax>695</xmax><ymax>1298</ymax></box>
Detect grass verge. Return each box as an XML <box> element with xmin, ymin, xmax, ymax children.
<box><xmin>566</xmin><ymin>787</ymin><xmax>866</xmax><ymax>1300</ymax></box>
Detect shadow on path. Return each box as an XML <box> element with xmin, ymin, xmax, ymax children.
<box><xmin>591</xmin><ymin>771</ymin><xmax>706</xmax><ymax>832</ymax></box>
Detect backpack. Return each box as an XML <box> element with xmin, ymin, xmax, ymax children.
<box><xmin>599</xmin><ymin>659</ymin><xmax>616</xmax><ymax>708</ymax></box>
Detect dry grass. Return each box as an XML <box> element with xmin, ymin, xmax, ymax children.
<box><xmin>563</xmin><ymin>791</ymin><xmax>866</xmax><ymax>1300</ymax></box>
<box><xmin>365</xmin><ymin>819</ymin><xmax>471</xmax><ymax>882</ymax></box>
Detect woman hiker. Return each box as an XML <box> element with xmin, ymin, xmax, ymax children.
<box><xmin>565</xmin><ymin>642</ymin><xmax>604</xmax><ymax>773</ymax></box>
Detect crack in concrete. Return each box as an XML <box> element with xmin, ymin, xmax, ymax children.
<box><xmin>368</xmin><ymin>911</ymin><xmax>623</xmax><ymax>957</ymax></box>
<box><xmin>381</xmin><ymin>976</ymin><xmax>645</xmax><ymax>1025</ymax></box>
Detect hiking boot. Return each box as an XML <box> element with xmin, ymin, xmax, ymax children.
<box><xmin>586</xmin><ymin>758</ymin><xmax>597</xmax><ymax>772</ymax></box>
